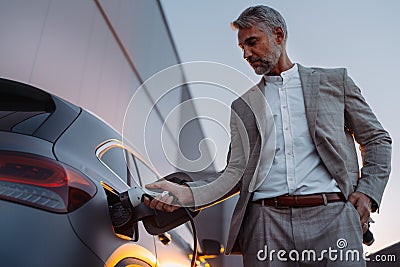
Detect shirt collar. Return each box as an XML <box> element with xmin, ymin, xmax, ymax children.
<box><xmin>263</xmin><ymin>63</ymin><xmax>298</xmax><ymax>83</ymax></box>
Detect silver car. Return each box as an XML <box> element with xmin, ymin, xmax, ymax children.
<box><xmin>0</xmin><ymin>78</ymin><xmax>222</xmax><ymax>267</ymax></box>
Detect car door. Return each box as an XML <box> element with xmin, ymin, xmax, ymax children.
<box><xmin>133</xmin><ymin>152</ymin><xmax>195</xmax><ymax>267</ymax></box>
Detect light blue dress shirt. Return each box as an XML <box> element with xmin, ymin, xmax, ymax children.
<box><xmin>253</xmin><ymin>64</ymin><xmax>340</xmax><ymax>201</ymax></box>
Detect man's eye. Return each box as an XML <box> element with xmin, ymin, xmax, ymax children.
<box><xmin>248</xmin><ymin>40</ymin><xmax>256</xmax><ymax>46</ymax></box>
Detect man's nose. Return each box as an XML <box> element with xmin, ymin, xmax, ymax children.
<box><xmin>243</xmin><ymin>47</ymin><xmax>252</xmax><ymax>61</ymax></box>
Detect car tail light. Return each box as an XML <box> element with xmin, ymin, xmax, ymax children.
<box><xmin>0</xmin><ymin>150</ymin><xmax>97</xmax><ymax>213</ymax></box>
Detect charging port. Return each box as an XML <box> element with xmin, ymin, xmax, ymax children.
<box><xmin>101</xmin><ymin>182</ymin><xmax>138</xmax><ymax>241</ymax></box>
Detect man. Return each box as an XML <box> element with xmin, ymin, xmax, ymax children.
<box><xmin>145</xmin><ymin>5</ymin><xmax>391</xmax><ymax>266</ymax></box>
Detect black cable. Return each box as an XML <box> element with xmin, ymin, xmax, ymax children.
<box><xmin>141</xmin><ymin>192</ymin><xmax>198</xmax><ymax>267</ymax></box>
<box><xmin>166</xmin><ymin>175</ymin><xmax>198</xmax><ymax>267</ymax></box>
<box><xmin>183</xmin><ymin>207</ymin><xmax>197</xmax><ymax>267</ymax></box>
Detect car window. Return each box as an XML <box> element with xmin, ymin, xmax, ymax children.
<box><xmin>9</xmin><ymin>112</ymin><xmax>50</xmax><ymax>134</ymax></box>
<box><xmin>126</xmin><ymin>152</ymin><xmax>140</xmax><ymax>186</ymax></box>
<box><xmin>98</xmin><ymin>146</ymin><xmax>140</xmax><ymax>186</ymax></box>
<box><xmin>135</xmin><ymin>159</ymin><xmax>159</xmax><ymax>186</ymax></box>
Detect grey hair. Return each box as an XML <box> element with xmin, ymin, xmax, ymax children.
<box><xmin>232</xmin><ymin>5</ymin><xmax>288</xmax><ymax>41</ymax></box>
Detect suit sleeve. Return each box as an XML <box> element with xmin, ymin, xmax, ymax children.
<box><xmin>343</xmin><ymin>69</ymin><xmax>392</xmax><ymax>211</ymax></box>
<box><xmin>185</xmin><ymin>101</ymin><xmax>247</xmax><ymax>210</ymax></box>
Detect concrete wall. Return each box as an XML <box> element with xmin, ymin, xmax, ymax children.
<box><xmin>0</xmin><ymin>0</ymin><xmax>199</xmax><ymax>174</ymax></box>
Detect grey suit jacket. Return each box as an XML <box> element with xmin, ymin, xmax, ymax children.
<box><xmin>187</xmin><ymin>64</ymin><xmax>392</xmax><ymax>254</ymax></box>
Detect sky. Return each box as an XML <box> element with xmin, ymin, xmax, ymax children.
<box><xmin>160</xmin><ymin>0</ymin><xmax>400</xmax><ymax>254</ymax></box>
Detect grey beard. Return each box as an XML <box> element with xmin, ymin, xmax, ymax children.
<box><xmin>255</xmin><ymin>60</ymin><xmax>275</xmax><ymax>75</ymax></box>
<box><xmin>256</xmin><ymin>42</ymin><xmax>282</xmax><ymax>75</ymax></box>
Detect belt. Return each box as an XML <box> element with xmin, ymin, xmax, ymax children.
<box><xmin>254</xmin><ymin>193</ymin><xmax>345</xmax><ymax>208</ymax></box>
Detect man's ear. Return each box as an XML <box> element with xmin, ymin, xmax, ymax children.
<box><xmin>273</xmin><ymin>27</ymin><xmax>285</xmax><ymax>45</ymax></box>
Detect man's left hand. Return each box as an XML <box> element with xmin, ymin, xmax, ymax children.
<box><xmin>348</xmin><ymin>191</ymin><xmax>372</xmax><ymax>233</ymax></box>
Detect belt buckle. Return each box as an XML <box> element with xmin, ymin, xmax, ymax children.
<box><xmin>274</xmin><ymin>197</ymin><xmax>290</xmax><ymax>209</ymax></box>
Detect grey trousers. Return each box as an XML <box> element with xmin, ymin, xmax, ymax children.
<box><xmin>238</xmin><ymin>201</ymin><xmax>365</xmax><ymax>266</ymax></box>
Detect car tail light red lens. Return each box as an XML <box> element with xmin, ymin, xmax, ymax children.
<box><xmin>0</xmin><ymin>150</ymin><xmax>97</xmax><ymax>213</ymax></box>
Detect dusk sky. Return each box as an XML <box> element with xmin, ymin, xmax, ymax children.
<box><xmin>160</xmin><ymin>0</ymin><xmax>400</xmax><ymax>254</ymax></box>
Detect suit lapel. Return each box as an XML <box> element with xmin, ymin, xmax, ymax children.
<box><xmin>298</xmin><ymin>64</ymin><xmax>320</xmax><ymax>140</ymax></box>
<box><xmin>248</xmin><ymin>78</ymin><xmax>267</xmax><ymax>144</ymax></box>
<box><xmin>246</xmin><ymin>78</ymin><xmax>276</xmax><ymax>192</ymax></box>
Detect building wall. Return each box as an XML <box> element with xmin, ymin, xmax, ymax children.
<box><xmin>0</xmin><ymin>0</ymin><xmax>197</xmax><ymax>173</ymax></box>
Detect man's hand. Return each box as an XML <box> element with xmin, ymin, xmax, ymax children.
<box><xmin>348</xmin><ymin>191</ymin><xmax>372</xmax><ymax>233</ymax></box>
<box><xmin>143</xmin><ymin>180</ymin><xmax>194</xmax><ymax>213</ymax></box>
